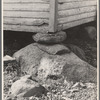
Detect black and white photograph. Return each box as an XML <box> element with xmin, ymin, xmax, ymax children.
<box><xmin>3</xmin><ymin>0</ymin><xmax>98</xmax><ymax>100</ymax></box>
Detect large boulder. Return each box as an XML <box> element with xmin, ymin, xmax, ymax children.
<box><xmin>13</xmin><ymin>43</ymin><xmax>70</xmax><ymax>75</ymax></box>
<box><xmin>13</xmin><ymin>43</ymin><xmax>97</xmax><ymax>83</ymax></box>
<box><xmin>32</xmin><ymin>31</ymin><xmax>67</xmax><ymax>44</ymax></box>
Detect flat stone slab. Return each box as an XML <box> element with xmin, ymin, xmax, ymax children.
<box><xmin>32</xmin><ymin>31</ymin><xmax>67</xmax><ymax>44</ymax></box>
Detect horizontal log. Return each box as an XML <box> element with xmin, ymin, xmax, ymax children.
<box><xmin>3</xmin><ymin>11</ymin><xmax>49</xmax><ymax>18</ymax></box>
<box><xmin>57</xmin><ymin>17</ymin><xmax>95</xmax><ymax>31</ymax></box>
<box><xmin>4</xmin><ymin>17</ymin><xmax>95</xmax><ymax>32</ymax></box>
<box><xmin>58</xmin><ymin>6</ymin><xmax>96</xmax><ymax>18</ymax></box>
<box><xmin>3</xmin><ymin>4</ymin><xmax>49</xmax><ymax>12</ymax></box>
<box><xmin>4</xmin><ymin>18</ymin><xmax>49</xmax><ymax>26</ymax></box>
<box><xmin>4</xmin><ymin>0</ymin><xmax>49</xmax><ymax>3</ymax></box>
<box><xmin>58</xmin><ymin>12</ymin><xmax>96</xmax><ymax>24</ymax></box>
<box><xmin>58</xmin><ymin>1</ymin><xmax>97</xmax><ymax>10</ymax></box>
<box><xmin>3</xmin><ymin>24</ymin><xmax>49</xmax><ymax>33</ymax></box>
<box><xmin>58</xmin><ymin>0</ymin><xmax>96</xmax><ymax>3</ymax></box>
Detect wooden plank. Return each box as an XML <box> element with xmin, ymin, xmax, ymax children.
<box><xmin>3</xmin><ymin>24</ymin><xmax>49</xmax><ymax>33</ymax></box>
<box><xmin>4</xmin><ymin>18</ymin><xmax>49</xmax><ymax>26</ymax></box>
<box><xmin>3</xmin><ymin>4</ymin><xmax>49</xmax><ymax>12</ymax></box>
<box><xmin>58</xmin><ymin>1</ymin><xmax>97</xmax><ymax>11</ymax></box>
<box><xmin>57</xmin><ymin>17</ymin><xmax>95</xmax><ymax>31</ymax></box>
<box><xmin>49</xmin><ymin>0</ymin><xmax>58</xmax><ymax>32</ymax></box>
<box><xmin>4</xmin><ymin>0</ymin><xmax>49</xmax><ymax>3</ymax></box>
<box><xmin>58</xmin><ymin>6</ymin><xmax>96</xmax><ymax>18</ymax></box>
<box><xmin>58</xmin><ymin>12</ymin><xmax>96</xmax><ymax>24</ymax></box>
<box><xmin>3</xmin><ymin>11</ymin><xmax>49</xmax><ymax>18</ymax></box>
<box><xmin>58</xmin><ymin>0</ymin><xmax>96</xmax><ymax>3</ymax></box>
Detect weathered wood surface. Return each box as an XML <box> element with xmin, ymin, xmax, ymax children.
<box><xmin>49</xmin><ymin>0</ymin><xmax>58</xmax><ymax>32</ymax></box>
<box><xmin>58</xmin><ymin>0</ymin><xmax>96</xmax><ymax>3</ymax></box>
<box><xmin>4</xmin><ymin>24</ymin><xmax>49</xmax><ymax>33</ymax></box>
<box><xmin>58</xmin><ymin>6</ymin><xmax>96</xmax><ymax>18</ymax></box>
<box><xmin>58</xmin><ymin>1</ymin><xmax>97</xmax><ymax>11</ymax></box>
<box><xmin>58</xmin><ymin>12</ymin><xmax>96</xmax><ymax>24</ymax></box>
<box><xmin>4</xmin><ymin>18</ymin><xmax>49</xmax><ymax>26</ymax></box>
<box><xmin>3</xmin><ymin>0</ymin><xmax>97</xmax><ymax>32</ymax></box>
<box><xmin>58</xmin><ymin>17</ymin><xmax>95</xmax><ymax>31</ymax></box>
<box><xmin>4</xmin><ymin>0</ymin><xmax>49</xmax><ymax>3</ymax></box>
<box><xmin>3</xmin><ymin>11</ymin><xmax>49</xmax><ymax>18</ymax></box>
<box><xmin>4</xmin><ymin>4</ymin><xmax>49</xmax><ymax>12</ymax></box>
<box><xmin>4</xmin><ymin>0</ymin><xmax>96</xmax><ymax>3</ymax></box>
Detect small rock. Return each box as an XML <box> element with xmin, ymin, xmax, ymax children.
<box><xmin>71</xmin><ymin>82</ymin><xmax>86</xmax><ymax>90</ymax></box>
<box><xmin>67</xmin><ymin>93</ymin><xmax>75</xmax><ymax>98</ymax></box>
<box><xmin>57</xmin><ymin>92</ymin><xmax>61</xmax><ymax>95</ymax></box>
<box><xmin>47</xmin><ymin>92</ymin><xmax>51</xmax><ymax>96</ymax></box>
<box><xmin>23</xmin><ymin>85</ymin><xmax>48</xmax><ymax>97</ymax></box>
<box><xmin>84</xmin><ymin>26</ymin><xmax>97</xmax><ymax>40</ymax></box>
<box><xmin>29</xmin><ymin>96</ymin><xmax>34</xmax><ymax>100</ymax></box>
<box><xmin>85</xmin><ymin>83</ymin><xmax>96</xmax><ymax>88</ymax></box>
<box><xmin>33</xmin><ymin>31</ymin><xmax>67</xmax><ymax>44</ymax></box>
<box><xmin>7</xmin><ymin>79</ymin><xmax>13</xmax><ymax>87</ymax></box>
<box><xmin>71</xmin><ymin>82</ymin><xmax>80</xmax><ymax>88</ymax></box>
<box><xmin>61</xmin><ymin>89</ymin><xmax>65</xmax><ymax>92</ymax></box>
<box><xmin>62</xmin><ymin>97</ymin><xmax>73</xmax><ymax>100</ymax></box>
<box><xmin>10</xmin><ymin>75</ymin><xmax>39</xmax><ymax>97</ymax></box>
<box><xmin>69</xmin><ymin>87</ymin><xmax>79</xmax><ymax>93</ymax></box>
<box><xmin>3</xmin><ymin>55</ymin><xmax>15</xmax><ymax>61</ymax></box>
<box><xmin>67</xmin><ymin>44</ymin><xmax>87</xmax><ymax>61</ymax></box>
<box><xmin>5</xmin><ymin>95</ymin><xmax>12</xmax><ymax>100</ymax></box>
<box><xmin>62</xmin><ymin>91</ymin><xmax>67</xmax><ymax>96</ymax></box>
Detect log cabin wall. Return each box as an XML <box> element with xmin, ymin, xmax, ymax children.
<box><xmin>57</xmin><ymin>0</ymin><xmax>97</xmax><ymax>31</ymax></box>
<box><xmin>3</xmin><ymin>0</ymin><xmax>97</xmax><ymax>33</ymax></box>
<box><xmin>3</xmin><ymin>0</ymin><xmax>50</xmax><ymax>33</ymax></box>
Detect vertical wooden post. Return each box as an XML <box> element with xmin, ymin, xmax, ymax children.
<box><xmin>49</xmin><ymin>0</ymin><xmax>58</xmax><ymax>32</ymax></box>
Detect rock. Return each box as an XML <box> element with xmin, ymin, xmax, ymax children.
<box><xmin>10</xmin><ymin>75</ymin><xmax>39</xmax><ymax>97</ymax></box>
<box><xmin>85</xmin><ymin>83</ymin><xmax>96</xmax><ymax>88</ymax></box>
<box><xmin>13</xmin><ymin>43</ymin><xmax>97</xmax><ymax>83</ymax></box>
<box><xmin>37</xmin><ymin>52</ymin><xmax>97</xmax><ymax>83</ymax></box>
<box><xmin>13</xmin><ymin>43</ymin><xmax>70</xmax><ymax>75</ymax></box>
<box><xmin>3</xmin><ymin>55</ymin><xmax>15</xmax><ymax>61</ymax></box>
<box><xmin>23</xmin><ymin>85</ymin><xmax>48</xmax><ymax>97</ymax></box>
<box><xmin>32</xmin><ymin>31</ymin><xmax>67</xmax><ymax>44</ymax></box>
<box><xmin>84</xmin><ymin>26</ymin><xmax>97</xmax><ymax>40</ymax></box>
<box><xmin>34</xmin><ymin>43</ymin><xmax>70</xmax><ymax>55</ymax></box>
<box><xmin>67</xmin><ymin>44</ymin><xmax>87</xmax><ymax>61</ymax></box>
